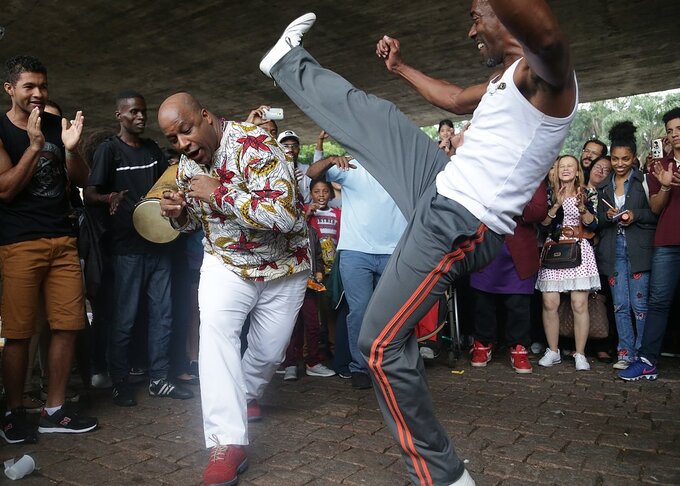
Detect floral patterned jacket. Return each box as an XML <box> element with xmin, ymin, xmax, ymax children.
<box><xmin>172</xmin><ymin>121</ymin><xmax>310</xmax><ymax>281</ymax></box>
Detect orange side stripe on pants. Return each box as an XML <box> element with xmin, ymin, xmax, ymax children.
<box><xmin>368</xmin><ymin>225</ymin><xmax>487</xmax><ymax>486</ymax></box>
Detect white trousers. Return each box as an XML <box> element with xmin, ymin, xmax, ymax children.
<box><xmin>198</xmin><ymin>253</ymin><xmax>307</xmax><ymax>447</ymax></box>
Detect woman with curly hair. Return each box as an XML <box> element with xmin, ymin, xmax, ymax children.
<box><xmin>596</xmin><ymin>121</ymin><xmax>657</xmax><ymax>370</ymax></box>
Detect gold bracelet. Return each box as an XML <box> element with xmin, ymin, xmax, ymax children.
<box><xmin>547</xmin><ymin>211</ymin><xmax>556</xmax><ymax>219</ymax></box>
<box><xmin>660</xmin><ymin>186</ymin><xmax>671</xmax><ymax>192</ymax></box>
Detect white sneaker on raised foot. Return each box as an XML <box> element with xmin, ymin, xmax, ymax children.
<box><xmin>574</xmin><ymin>353</ymin><xmax>591</xmax><ymax>371</ymax></box>
<box><xmin>259</xmin><ymin>13</ymin><xmax>317</xmax><ymax>78</ymax></box>
<box><xmin>447</xmin><ymin>469</ymin><xmax>475</xmax><ymax>485</ymax></box>
<box><xmin>538</xmin><ymin>348</ymin><xmax>561</xmax><ymax>367</ymax></box>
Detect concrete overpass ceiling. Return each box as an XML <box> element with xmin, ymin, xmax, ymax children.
<box><xmin>2</xmin><ymin>0</ymin><xmax>679</xmax><ymax>143</ymax></box>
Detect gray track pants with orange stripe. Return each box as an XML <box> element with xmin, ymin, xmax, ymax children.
<box><xmin>272</xmin><ymin>46</ymin><xmax>504</xmax><ymax>486</ymax></box>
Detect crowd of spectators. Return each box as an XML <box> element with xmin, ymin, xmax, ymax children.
<box><xmin>1</xmin><ymin>53</ymin><xmax>679</xmax><ymax>454</ymax></box>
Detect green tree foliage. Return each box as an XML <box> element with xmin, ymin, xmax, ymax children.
<box><xmin>298</xmin><ymin>139</ymin><xmax>347</xmax><ymax>165</ymax></box>
<box><xmin>421</xmin><ymin>125</ymin><xmax>439</xmax><ymax>140</ymax></box>
<box><xmin>561</xmin><ymin>91</ymin><xmax>680</xmax><ymax>159</ymax></box>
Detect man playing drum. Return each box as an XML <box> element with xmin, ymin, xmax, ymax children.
<box><xmin>84</xmin><ymin>90</ymin><xmax>193</xmax><ymax>407</ymax></box>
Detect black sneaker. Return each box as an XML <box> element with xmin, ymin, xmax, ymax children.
<box><xmin>1</xmin><ymin>408</ymin><xmax>38</xmax><ymax>444</ymax></box>
<box><xmin>38</xmin><ymin>407</ymin><xmax>98</xmax><ymax>434</ymax></box>
<box><xmin>129</xmin><ymin>367</ymin><xmax>148</xmax><ymax>377</ymax></box>
<box><xmin>112</xmin><ymin>382</ymin><xmax>137</xmax><ymax>407</ymax></box>
<box><xmin>351</xmin><ymin>372</ymin><xmax>372</xmax><ymax>389</ymax></box>
<box><xmin>188</xmin><ymin>360</ymin><xmax>199</xmax><ymax>378</ymax></box>
<box><xmin>149</xmin><ymin>379</ymin><xmax>194</xmax><ymax>400</ymax></box>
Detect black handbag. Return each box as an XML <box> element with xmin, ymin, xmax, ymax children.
<box><xmin>541</xmin><ymin>239</ymin><xmax>581</xmax><ymax>269</ymax></box>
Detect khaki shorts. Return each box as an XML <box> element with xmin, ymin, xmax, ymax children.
<box><xmin>0</xmin><ymin>236</ymin><xmax>85</xmax><ymax>339</ymax></box>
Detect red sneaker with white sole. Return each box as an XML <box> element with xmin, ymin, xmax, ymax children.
<box><xmin>510</xmin><ymin>344</ymin><xmax>533</xmax><ymax>374</ymax></box>
<box><xmin>470</xmin><ymin>340</ymin><xmax>493</xmax><ymax>367</ymax></box>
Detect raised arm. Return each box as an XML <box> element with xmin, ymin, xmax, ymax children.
<box><xmin>307</xmin><ymin>155</ymin><xmax>355</xmax><ymax>180</ymax></box>
<box><xmin>376</xmin><ymin>36</ymin><xmax>487</xmax><ymax>115</ymax></box>
<box><xmin>648</xmin><ymin>161</ymin><xmax>679</xmax><ymax>215</ymax></box>
<box><xmin>0</xmin><ymin>108</ymin><xmax>43</xmax><ymax>203</ymax></box>
<box><xmin>62</xmin><ymin>111</ymin><xmax>90</xmax><ymax>187</ymax></box>
<box><xmin>487</xmin><ymin>0</ymin><xmax>572</xmax><ymax>88</ymax></box>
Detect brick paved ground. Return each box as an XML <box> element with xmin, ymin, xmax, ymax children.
<box><xmin>2</xmin><ymin>351</ymin><xmax>679</xmax><ymax>485</ymax></box>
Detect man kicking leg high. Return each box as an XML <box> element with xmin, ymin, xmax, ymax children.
<box><xmin>259</xmin><ymin>2</ymin><xmax>576</xmax><ymax>484</ymax></box>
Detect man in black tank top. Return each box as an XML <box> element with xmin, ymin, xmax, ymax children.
<box><xmin>0</xmin><ymin>55</ymin><xmax>97</xmax><ymax>444</ymax></box>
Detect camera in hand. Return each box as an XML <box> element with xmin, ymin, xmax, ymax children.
<box><xmin>263</xmin><ymin>108</ymin><xmax>284</xmax><ymax>121</ymax></box>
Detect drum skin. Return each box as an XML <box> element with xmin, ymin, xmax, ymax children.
<box><xmin>132</xmin><ymin>166</ymin><xmax>180</xmax><ymax>243</ymax></box>
<box><xmin>133</xmin><ymin>199</ymin><xmax>180</xmax><ymax>243</ymax></box>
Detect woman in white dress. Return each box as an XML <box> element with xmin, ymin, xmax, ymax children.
<box><xmin>537</xmin><ymin>155</ymin><xmax>601</xmax><ymax>371</ymax></box>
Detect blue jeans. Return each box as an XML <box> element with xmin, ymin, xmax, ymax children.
<box><xmin>339</xmin><ymin>250</ymin><xmax>391</xmax><ymax>374</ymax></box>
<box><xmin>640</xmin><ymin>246</ymin><xmax>680</xmax><ymax>364</ymax></box>
<box><xmin>609</xmin><ymin>235</ymin><xmax>649</xmax><ymax>359</ymax></box>
<box><xmin>108</xmin><ymin>253</ymin><xmax>173</xmax><ymax>383</ymax></box>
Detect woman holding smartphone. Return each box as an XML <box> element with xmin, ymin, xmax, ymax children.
<box><xmin>596</xmin><ymin>122</ymin><xmax>657</xmax><ymax>370</ymax></box>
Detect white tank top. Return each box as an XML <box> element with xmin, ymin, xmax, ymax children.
<box><xmin>435</xmin><ymin>58</ymin><xmax>578</xmax><ymax>235</ymax></box>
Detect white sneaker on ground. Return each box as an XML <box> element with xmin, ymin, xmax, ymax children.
<box><xmin>574</xmin><ymin>353</ymin><xmax>590</xmax><ymax>371</ymax></box>
<box><xmin>306</xmin><ymin>363</ymin><xmax>336</xmax><ymax>377</ymax></box>
<box><xmin>259</xmin><ymin>13</ymin><xmax>317</xmax><ymax>78</ymax></box>
<box><xmin>91</xmin><ymin>373</ymin><xmax>112</xmax><ymax>389</ymax></box>
<box><xmin>419</xmin><ymin>346</ymin><xmax>435</xmax><ymax>360</ymax></box>
<box><xmin>448</xmin><ymin>469</ymin><xmax>475</xmax><ymax>485</ymax></box>
<box><xmin>538</xmin><ymin>348</ymin><xmax>561</xmax><ymax>367</ymax></box>
<box><xmin>283</xmin><ymin>365</ymin><xmax>298</xmax><ymax>381</ymax></box>
<box><xmin>530</xmin><ymin>342</ymin><xmax>544</xmax><ymax>355</ymax></box>
<box><xmin>613</xmin><ymin>359</ymin><xmax>630</xmax><ymax>370</ymax></box>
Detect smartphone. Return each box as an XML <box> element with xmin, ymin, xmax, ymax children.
<box><xmin>263</xmin><ymin>107</ymin><xmax>284</xmax><ymax>121</ymax></box>
<box><xmin>612</xmin><ymin>210</ymin><xmax>629</xmax><ymax>222</ymax></box>
<box><xmin>651</xmin><ymin>138</ymin><xmax>664</xmax><ymax>159</ymax></box>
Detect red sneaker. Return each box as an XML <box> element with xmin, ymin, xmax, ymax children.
<box><xmin>470</xmin><ymin>340</ymin><xmax>493</xmax><ymax>367</ymax></box>
<box><xmin>203</xmin><ymin>443</ymin><xmax>248</xmax><ymax>486</ymax></box>
<box><xmin>246</xmin><ymin>400</ymin><xmax>262</xmax><ymax>423</ymax></box>
<box><xmin>510</xmin><ymin>344</ymin><xmax>533</xmax><ymax>374</ymax></box>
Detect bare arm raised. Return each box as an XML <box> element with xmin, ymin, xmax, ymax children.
<box><xmin>0</xmin><ymin>107</ymin><xmax>44</xmax><ymax>202</ymax></box>
<box><xmin>377</xmin><ymin>0</ymin><xmax>575</xmax><ymax>118</ymax></box>
<box><xmin>62</xmin><ymin>111</ymin><xmax>90</xmax><ymax>187</ymax></box>
<box><xmin>306</xmin><ymin>155</ymin><xmax>356</xmax><ymax>180</ymax></box>
<box><xmin>487</xmin><ymin>0</ymin><xmax>576</xmax><ymax>117</ymax></box>
<box><xmin>376</xmin><ymin>36</ymin><xmax>487</xmax><ymax>116</ymax></box>
<box><xmin>487</xmin><ymin>0</ymin><xmax>572</xmax><ymax>89</ymax></box>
